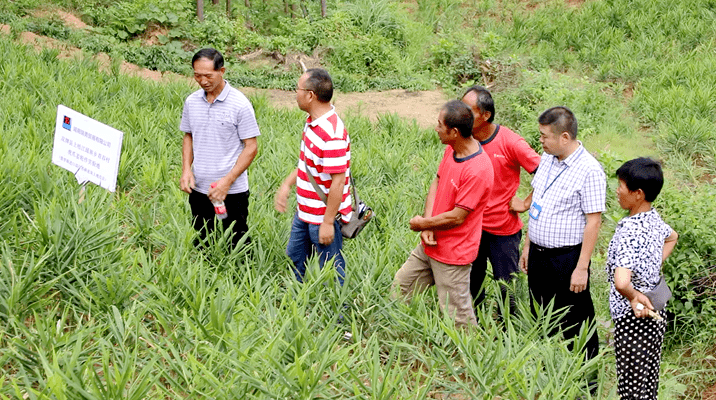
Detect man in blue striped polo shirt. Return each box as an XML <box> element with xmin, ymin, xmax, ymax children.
<box><xmin>180</xmin><ymin>48</ymin><xmax>261</xmax><ymax>248</ymax></box>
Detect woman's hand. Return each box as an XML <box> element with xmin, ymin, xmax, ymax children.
<box><xmin>629</xmin><ymin>292</ymin><xmax>655</xmax><ymax>318</ymax></box>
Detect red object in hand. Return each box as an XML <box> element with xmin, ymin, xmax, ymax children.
<box><xmin>210</xmin><ymin>182</ymin><xmax>228</xmax><ymax>219</ymax></box>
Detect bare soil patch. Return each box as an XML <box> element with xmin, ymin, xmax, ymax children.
<box><xmin>32</xmin><ymin>8</ymin><xmax>88</xmax><ymax>30</ymax></box>
<box><xmin>241</xmin><ymin>52</ymin><xmax>283</xmax><ymax>70</ymax></box>
<box><xmin>18</xmin><ymin>30</ymin><xmax>81</xmax><ymax>58</ymax></box>
<box><xmin>57</xmin><ymin>10</ymin><xmax>88</xmax><ymax>30</ymax></box>
<box><xmin>140</xmin><ymin>23</ymin><xmax>168</xmax><ymax>46</ymax></box>
<box><xmin>704</xmin><ymin>383</ymin><xmax>716</xmax><ymax>400</ymax></box>
<box><xmin>241</xmin><ymin>87</ymin><xmax>447</xmax><ymax>128</ymax></box>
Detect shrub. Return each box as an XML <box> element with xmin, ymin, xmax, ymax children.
<box><xmin>24</xmin><ymin>17</ymin><xmax>72</xmax><ymax>40</ymax></box>
<box><xmin>658</xmin><ymin>184</ymin><xmax>716</xmax><ymax>331</ymax></box>
<box><xmin>343</xmin><ymin>0</ymin><xmax>406</xmax><ymax>46</ymax></box>
<box><xmin>226</xmin><ymin>65</ymin><xmax>297</xmax><ymax>90</ymax></box>
<box><xmin>73</xmin><ymin>33</ymin><xmax>121</xmax><ymax>54</ymax></box>
<box><xmin>325</xmin><ymin>32</ymin><xmax>399</xmax><ymax>77</ymax></box>
<box><xmin>83</xmin><ymin>0</ymin><xmax>191</xmax><ymax>40</ymax></box>
<box><xmin>185</xmin><ymin>9</ymin><xmax>258</xmax><ymax>51</ymax></box>
<box><xmin>428</xmin><ymin>35</ymin><xmax>483</xmax><ymax>87</ymax></box>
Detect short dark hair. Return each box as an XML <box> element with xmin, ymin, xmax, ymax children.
<box><xmin>442</xmin><ymin>100</ymin><xmax>474</xmax><ymax>138</ymax></box>
<box><xmin>462</xmin><ymin>85</ymin><xmax>495</xmax><ymax>123</ymax></box>
<box><xmin>616</xmin><ymin>157</ymin><xmax>664</xmax><ymax>202</ymax></box>
<box><xmin>304</xmin><ymin>68</ymin><xmax>333</xmax><ymax>103</ymax></box>
<box><xmin>192</xmin><ymin>48</ymin><xmax>224</xmax><ymax>70</ymax></box>
<box><xmin>538</xmin><ymin>106</ymin><xmax>578</xmax><ymax>139</ymax></box>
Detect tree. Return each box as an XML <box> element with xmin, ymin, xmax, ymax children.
<box><xmin>196</xmin><ymin>0</ymin><xmax>204</xmax><ymax>21</ymax></box>
<box><xmin>197</xmin><ymin>0</ymin><xmax>233</xmax><ymax>19</ymax></box>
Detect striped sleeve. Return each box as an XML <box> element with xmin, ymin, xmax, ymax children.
<box><xmin>179</xmin><ymin>95</ymin><xmax>193</xmax><ymax>133</ymax></box>
<box><xmin>234</xmin><ymin>92</ymin><xmax>260</xmax><ymax>140</ymax></box>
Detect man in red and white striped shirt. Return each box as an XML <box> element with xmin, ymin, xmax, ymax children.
<box><xmin>274</xmin><ymin>68</ymin><xmax>351</xmax><ymax>285</ymax></box>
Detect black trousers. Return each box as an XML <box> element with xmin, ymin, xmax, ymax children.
<box><xmin>527</xmin><ymin>243</ymin><xmax>599</xmax><ymax>360</ymax></box>
<box><xmin>470</xmin><ymin>230</ymin><xmax>521</xmax><ymax>317</ymax></box>
<box><xmin>189</xmin><ymin>190</ymin><xmax>250</xmax><ymax>248</ymax></box>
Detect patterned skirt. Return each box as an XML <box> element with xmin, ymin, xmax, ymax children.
<box><xmin>614</xmin><ymin>310</ymin><xmax>667</xmax><ymax>400</ymax></box>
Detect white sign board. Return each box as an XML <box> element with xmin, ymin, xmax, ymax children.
<box><xmin>52</xmin><ymin>105</ymin><xmax>124</xmax><ymax>192</ymax></box>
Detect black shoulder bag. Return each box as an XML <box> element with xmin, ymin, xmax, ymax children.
<box><xmin>304</xmin><ymin>167</ymin><xmax>373</xmax><ymax>239</ymax></box>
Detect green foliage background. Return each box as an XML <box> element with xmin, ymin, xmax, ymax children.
<box><xmin>1</xmin><ymin>0</ymin><xmax>716</xmax><ymax>397</ymax></box>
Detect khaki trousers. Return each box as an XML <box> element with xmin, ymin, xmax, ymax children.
<box><xmin>393</xmin><ymin>244</ymin><xmax>477</xmax><ymax>327</ymax></box>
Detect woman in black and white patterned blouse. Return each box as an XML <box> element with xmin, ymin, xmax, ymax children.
<box><xmin>606</xmin><ymin>158</ymin><xmax>678</xmax><ymax>400</ymax></box>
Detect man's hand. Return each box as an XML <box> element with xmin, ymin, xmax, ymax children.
<box><xmin>519</xmin><ymin>241</ymin><xmax>529</xmax><ymax>273</ymax></box>
<box><xmin>411</xmin><ymin>216</ymin><xmax>436</xmax><ymax>245</ymax></box>
<box><xmin>570</xmin><ymin>264</ymin><xmax>589</xmax><ymax>293</ymax></box>
<box><xmin>181</xmin><ymin>133</ymin><xmax>194</xmax><ymax>194</ymax></box>
<box><xmin>319</xmin><ymin>221</ymin><xmax>335</xmax><ymax>245</ymax></box>
<box><xmin>572</xmin><ymin>212</ymin><xmax>600</xmax><ymax>293</ymax></box>
<box><xmin>509</xmin><ymin>195</ymin><xmax>529</xmax><ymax>213</ymax></box>
<box><xmin>409</xmin><ymin>215</ymin><xmax>426</xmax><ymax>231</ymax></box>
<box><xmin>208</xmin><ymin>178</ymin><xmax>230</xmax><ymax>203</ymax></box>
<box><xmin>274</xmin><ymin>184</ymin><xmax>291</xmax><ymax>213</ymax></box>
<box><xmin>519</xmin><ymin>251</ymin><xmax>529</xmax><ymax>274</ymax></box>
<box><xmin>420</xmin><ymin>230</ymin><xmax>437</xmax><ymax>246</ymax></box>
<box><xmin>629</xmin><ymin>292</ymin><xmax>655</xmax><ymax>318</ymax></box>
<box><xmin>180</xmin><ymin>170</ymin><xmax>195</xmax><ymax>194</ymax></box>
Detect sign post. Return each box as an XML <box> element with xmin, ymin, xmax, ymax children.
<box><xmin>52</xmin><ymin>105</ymin><xmax>124</xmax><ymax>193</ymax></box>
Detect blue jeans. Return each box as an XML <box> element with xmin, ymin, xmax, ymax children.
<box><xmin>286</xmin><ymin>213</ymin><xmax>345</xmax><ymax>285</ymax></box>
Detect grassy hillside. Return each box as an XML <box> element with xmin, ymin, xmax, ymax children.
<box><xmin>0</xmin><ymin>35</ymin><xmax>611</xmax><ymax>399</ymax></box>
<box><xmin>2</xmin><ymin>0</ymin><xmax>716</xmax><ymax>397</ymax></box>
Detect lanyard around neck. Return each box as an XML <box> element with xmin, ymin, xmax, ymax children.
<box><xmin>541</xmin><ymin>147</ymin><xmax>584</xmax><ymax>198</ymax></box>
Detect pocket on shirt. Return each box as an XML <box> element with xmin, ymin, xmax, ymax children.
<box><xmin>559</xmin><ymin>188</ymin><xmax>580</xmax><ymax>208</ymax></box>
<box><xmin>216</xmin><ymin>118</ymin><xmax>238</xmax><ymax>137</ymax></box>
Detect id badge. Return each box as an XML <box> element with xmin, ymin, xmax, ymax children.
<box><xmin>529</xmin><ymin>201</ymin><xmax>542</xmax><ymax>220</ymax></box>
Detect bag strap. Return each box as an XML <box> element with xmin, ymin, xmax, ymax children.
<box><xmin>303</xmin><ymin>163</ymin><xmax>359</xmax><ymax>212</ymax></box>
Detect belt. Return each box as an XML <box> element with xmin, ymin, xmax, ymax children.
<box><xmin>531</xmin><ymin>243</ymin><xmax>581</xmax><ymax>254</ymax></box>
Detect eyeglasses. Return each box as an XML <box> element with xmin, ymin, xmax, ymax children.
<box><xmin>295</xmin><ymin>87</ymin><xmax>313</xmax><ymax>93</ymax></box>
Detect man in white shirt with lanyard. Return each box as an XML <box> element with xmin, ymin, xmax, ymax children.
<box><xmin>518</xmin><ymin>106</ymin><xmax>605</xmax><ymax>366</ymax></box>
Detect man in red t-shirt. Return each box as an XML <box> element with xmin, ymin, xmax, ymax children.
<box><xmin>392</xmin><ymin>100</ymin><xmax>494</xmax><ymax>327</ymax></box>
<box><xmin>461</xmin><ymin>86</ymin><xmax>541</xmax><ymax>317</ymax></box>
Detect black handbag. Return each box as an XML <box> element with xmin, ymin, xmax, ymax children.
<box><xmin>305</xmin><ymin>170</ymin><xmax>373</xmax><ymax>239</ymax></box>
<box><xmin>644</xmin><ymin>275</ymin><xmax>672</xmax><ymax>311</ymax></box>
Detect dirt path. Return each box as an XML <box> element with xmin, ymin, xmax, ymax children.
<box><xmin>241</xmin><ymin>87</ymin><xmax>447</xmax><ymax>128</ymax></box>
<box><xmin>1</xmin><ymin>23</ymin><xmax>447</xmax><ymax>129</ymax></box>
